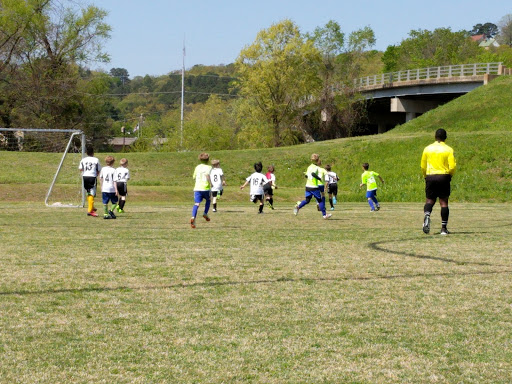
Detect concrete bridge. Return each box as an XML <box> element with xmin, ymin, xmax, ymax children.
<box><xmin>354</xmin><ymin>62</ymin><xmax>510</xmax><ymax>133</ymax></box>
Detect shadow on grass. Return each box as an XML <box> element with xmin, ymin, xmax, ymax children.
<box><xmin>2</xmin><ymin>269</ymin><xmax>512</xmax><ymax>297</ymax></box>
<box><xmin>368</xmin><ymin>237</ymin><xmax>497</xmax><ymax>266</ymax></box>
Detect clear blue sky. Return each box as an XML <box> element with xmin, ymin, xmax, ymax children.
<box><xmin>94</xmin><ymin>0</ymin><xmax>509</xmax><ymax>78</ymax></box>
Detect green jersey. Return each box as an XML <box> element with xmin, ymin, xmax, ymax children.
<box><xmin>193</xmin><ymin>163</ymin><xmax>212</xmax><ymax>191</ymax></box>
<box><xmin>361</xmin><ymin>170</ymin><xmax>379</xmax><ymax>191</ymax></box>
<box><xmin>316</xmin><ymin>167</ymin><xmax>327</xmax><ymax>187</ymax></box>
<box><xmin>305</xmin><ymin>163</ymin><xmax>321</xmax><ymax>188</ymax></box>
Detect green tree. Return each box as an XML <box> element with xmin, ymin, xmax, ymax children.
<box><xmin>382</xmin><ymin>28</ymin><xmax>482</xmax><ymax>70</ymax></box>
<box><xmin>235</xmin><ymin>19</ymin><xmax>321</xmax><ymax>147</ymax></box>
<box><xmin>307</xmin><ymin>22</ymin><xmax>375</xmax><ymax>139</ymax></box>
<box><xmin>470</xmin><ymin>22</ymin><xmax>499</xmax><ymax>38</ymax></box>
<box><xmin>0</xmin><ymin>0</ymin><xmax>111</xmax><ymax>131</ymax></box>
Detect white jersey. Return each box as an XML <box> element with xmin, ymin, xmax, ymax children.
<box><xmin>210</xmin><ymin>168</ymin><xmax>224</xmax><ymax>191</ymax></box>
<box><xmin>79</xmin><ymin>156</ymin><xmax>101</xmax><ymax>177</ymax></box>
<box><xmin>114</xmin><ymin>167</ymin><xmax>130</xmax><ymax>183</ymax></box>
<box><xmin>326</xmin><ymin>171</ymin><xmax>339</xmax><ymax>185</ymax></box>
<box><xmin>99</xmin><ymin>166</ymin><xmax>116</xmax><ymax>193</ymax></box>
<box><xmin>246</xmin><ymin>172</ymin><xmax>268</xmax><ymax>196</ymax></box>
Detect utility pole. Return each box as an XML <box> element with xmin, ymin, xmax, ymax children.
<box><xmin>181</xmin><ymin>38</ymin><xmax>185</xmax><ymax>149</ymax></box>
<box><xmin>138</xmin><ymin>113</ymin><xmax>143</xmax><ymax>138</ymax></box>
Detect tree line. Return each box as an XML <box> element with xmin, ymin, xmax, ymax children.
<box><xmin>2</xmin><ymin>1</ymin><xmax>512</xmax><ymax>151</ymax></box>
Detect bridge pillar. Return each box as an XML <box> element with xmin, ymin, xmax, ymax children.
<box><xmin>391</xmin><ymin>97</ymin><xmax>441</xmax><ymax>121</ymax></box>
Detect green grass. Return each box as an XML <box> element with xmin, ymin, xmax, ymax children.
<box><xmin>1</xmin><ymin>74</ymin><xmax>512</xmax><ymax>382</ymax></box>
<box><xmin>1</xmin><ymin>202</ymin><xmax>512</xmax><ymax>383</ymax></box>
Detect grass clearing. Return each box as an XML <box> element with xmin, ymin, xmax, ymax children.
<box><xmin>1</xmin><ymin>201</ymin><xmax>512</xmax><ymax>383</ymax></box>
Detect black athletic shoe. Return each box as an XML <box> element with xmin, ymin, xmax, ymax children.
<box><xmin>103</xmin><ymin>214</ymin><xmax>112</xmax><ymax>220</ymax></box>
<box><xmin>422</xmin><ymin>214</ymin><xmax>431</xmax><ymax>234</ymax></box>
<box><xmin>440</xmin><ymin>228</ymin><xmax>450</xmax><ymax>235</ymax></box>
<box><xmin>109</xmin><ymin>210</ymin><xmax>117</xmax><ymax>219</ymax></box>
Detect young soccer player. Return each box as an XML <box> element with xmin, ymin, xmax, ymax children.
<box><xmin>191</xmin><ymin>153</ymin><xmax>212</xmax><ymax>228</ymax></box>
<box><xmin>316</xmin><ymin>160</ymin><xmax>328</xmax><ymax>212</ymax></box>
<box><xmin>210</xmin><ymin>159</ymin><xmax>226</xmax><ymax>212</ymax></box>
<box><xmin>240</xmin><ymin>162</ymin><xmax>268</xmax><ymax>214</ymax></box>
<box><xmin>263</xmin><ymin>165</ymin><xmax>277</xmax><ymax>209</ymax></box>
<box><xmin>114</xmin><ymin>158</ymin><xmax>130</xmax><ymax>213</ymax></box>
<box><xmin>325</xmin><ymin>164</ymin><xmax>340</xmax><ymax>211</ymax></box>
<box><xmin>79</xmin><ymin>144</ymin><xmax>101</xmax><ymax>217</ymax></box>
<box><xmin>294</xmin><ymin>154</ymin><xmax>331</xmax><ymax>219</ymax></box>
<box><xmin>359</xmin><ymin>163</ymin><xmax>384</xmax><ymax>212</ymax></box>
<box><xmin>99</xmin><ymin>155</ymin><xmax>118</xmax><ymax>219</ymax></box>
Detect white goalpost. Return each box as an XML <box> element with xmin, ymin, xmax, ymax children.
<box><xmin>0</xmin><ymin>128</ymin><xmax>86</xmax><ymax>207</ymax></box>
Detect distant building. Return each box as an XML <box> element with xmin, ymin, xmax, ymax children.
<box><xmin>470</xmin><ymin>34</ymin><xmax>500</xmax><ymax>49</ymax></box>
<box><xmin>109</xmin><ymin>137</ymin><xmax>138</xmax><ymax>152</ymax></box>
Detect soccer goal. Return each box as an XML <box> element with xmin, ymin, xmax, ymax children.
<box><xmin>0</xmin><ymin>128</ymin><xmax>86</xmax><ymax>207</ymax></box>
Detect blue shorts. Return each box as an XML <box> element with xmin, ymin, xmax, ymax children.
<box><xmin>305</xmin><ymin>189</ymin><xmax>322</xmax><ymax>201</ymax></box>
<box><xmin>194</xmin><ymin>190</ymin><xmax>211</xmax><ymax>203</ymax></box>
<box><xmin>366</xmin><ymin>189</ymin><xmax>377</xmax><ymax>199</ymax></box>
<box><xmin>102</xmin><ymin>192</ymin><xmax>118</xmax><ymax>205</ymax></box>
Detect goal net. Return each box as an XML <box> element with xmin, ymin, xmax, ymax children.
<box><xmin>0</xmin><ymin>128</ymin><xmax>86</xmax><ymax>207</ymax></box>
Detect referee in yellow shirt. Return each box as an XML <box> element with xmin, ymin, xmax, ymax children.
<box><xmin>420</xmin><ymin>129</ymin><xmax>456</xmax><ymax>235</ymax></box>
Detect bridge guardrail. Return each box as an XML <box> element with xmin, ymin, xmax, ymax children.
<box><xmin>354</xmin><ymin>62</ymin><xmax>503</xmax><ymax>88</ymax></box>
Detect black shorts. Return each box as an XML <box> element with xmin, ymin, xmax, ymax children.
<box><xmin>263</xmin><ymin>182</ymin><xmax>273</xmax><ymax>195</ymax></box>
<box><xmin>211</xmin><ymin>190</ymin><xmax>223</xmax><ymax>197</ymax></box>
<box><xmin>251</xmin><ymin>194</ymin><xmax>264</xmax><ymax>203</ymax></box>
<box><xmin>83</xmin><ymin>176</ymin><xmax>97</xmax><ymax>194</ymax></box>
<box><xmin>425</xmin><ymin>174</ymin><xmax>451</xmax><ymax>200</ymax></box>
<box><xmin>328</xmin><ymin>184</ymin><xmax>338</xmax><ymax>195</ymax></box>
<box><xmin>116</xmin><ymin>182</ymin><xmax>128</xmax><ymax>196</ymax></box>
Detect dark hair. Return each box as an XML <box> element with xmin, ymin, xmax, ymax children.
<box><xmin>435</xmin><ymin>128</ymin><xmax>447</xmax><ymax>141</ymax></box>
<box><xmin>254</xmin><ymin>162</ymin><xmax>263</xmax><ymax>173</ymax></box>
<box><xmin>362</xmin><ymin>163</ymin><xmax>369</xmax><ymax>170</ymax></box>
<box><xmin>86</xmin><ymin>144</ymin><xmax>94</xmax><ymax>156</ymax></box>
<box><xmin>325</xmin><ymin>164</ymin><xmax>332</xmax><ymax>171</ymax></box>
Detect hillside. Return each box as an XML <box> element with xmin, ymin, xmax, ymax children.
<box><xmin>1</xmin><ymin>76</ymin><xmax>511</xmax><ymax>204</ymax></box>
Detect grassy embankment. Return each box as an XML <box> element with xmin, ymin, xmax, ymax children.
<box><xmin>1</xmin><ymin>76</ymin><xmax>511</xmax><ymax>204</ymax></box>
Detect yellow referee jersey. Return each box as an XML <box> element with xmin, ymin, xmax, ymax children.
<box><xmin>421</xmin><ymin>141</ymin><xmax>456</xmax><ymax>177</ymax></box>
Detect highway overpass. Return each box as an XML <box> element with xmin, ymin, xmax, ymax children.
<box><xmin>354</xmin><ymin>63</ymin><xmax>509</xmax><ymax>134</ymax></box>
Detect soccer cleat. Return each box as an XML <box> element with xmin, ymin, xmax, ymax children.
<box><xmin>212</xmin><ymin>208</ymin><xmax>217</xmax><ymax>212</ymax></box>
<box><xmin>103</xmin><ymin>214</ymin><xmax>112</xmax><ymax>219</ymax></box>
<box><xmin>330</xmin><ymin>207</ymin><xmax>335</xmax><ymax>211</ymax></box>
<box><xmin>333</xmin><ymin>197</ymin><xmax>337</xmax><ymax>205</ymax></box>
<box><xmin>190</xmin><ymin>218</ymin><xmax>196</xmax><ymax>228</ymax></box>
<box><xmin>203</xmin><ymin>214</ymin><xmax>210</xmax><ymax>222</ymax></box>
<box><xmin>87</xmin><ymin>211</ymin><xmax>98</xmax><ymax>217</ymax></box>
<box><xmin>109</xmin><ymin>210</ymin><xmax>117</xmax><ymax>219</ymax></box>
<box><xmin>440</xmin><ymin>228</ymin><xmax>450</xmax><ymax>235</ymax></box>
<box><xmin>293</xmin><ymin>202</ymin><xmax>300</xmax><ymax>216</ymax></box>
<box><xmin>423</xmin><ymin>214</ymin><xmax>431</xmax><ymax>234</ymax></box>
<box><xmin>375</xmin><ymin>206</ymin><xmax>380</xmax><ymax>211</ymax></box>
<box><xmin>258</xmin><ymin>211</ymin><xmax>264</xmax><ymax>214</ymax></box>
<box><xmin>323</xmin><ymin>213</ymin><xmax>332</xmax><ymax>219</ymax></box>
<box><xmin>117</xmin><ymin>209</ymin><xmax>124</xmax><ymax>213</ymax></box>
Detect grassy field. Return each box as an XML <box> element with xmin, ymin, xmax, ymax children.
<box><xmin>1</xmin><ymin>201</ymin><xmax>512</xmax><ymax>383</ymax></box>
<box><xmin>1</xmin><ymin>75</ymin><xmax>512</xmax><ymax>383</ymax></box>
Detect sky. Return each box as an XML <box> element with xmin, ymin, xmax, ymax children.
<box><xmin>92</xmin><ymin>0</ymin><xmax>510</xmax><ymax>78</ymax></box>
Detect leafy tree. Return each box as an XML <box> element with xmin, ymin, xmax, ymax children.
<box><xmin>235</xmin><ymin>19</ymin><xmax>321</xmax><ymax>146</ymax></box>
<box><xmin>498</xmin><ymin>14</ymin><xmax>512</xmax><ymax>47</ymax></box>
<box><xmin>0</xmin><ymin>0</ymin><xmax>111</xmax><ymax>132</ymax></box>
<box><xmin>382</xmin><ymin>28</ymin><xmax>482</xmax><ymax>70</ymax></box>
<box><xmin>470</xmin><ymin>22</ymin><xmax>499</xmax><ymax>38</ymax></box>
<box><xmin>307</xmin><ymin>21</ymin><xmax>375</xmax><ymax>139</ymax></box>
